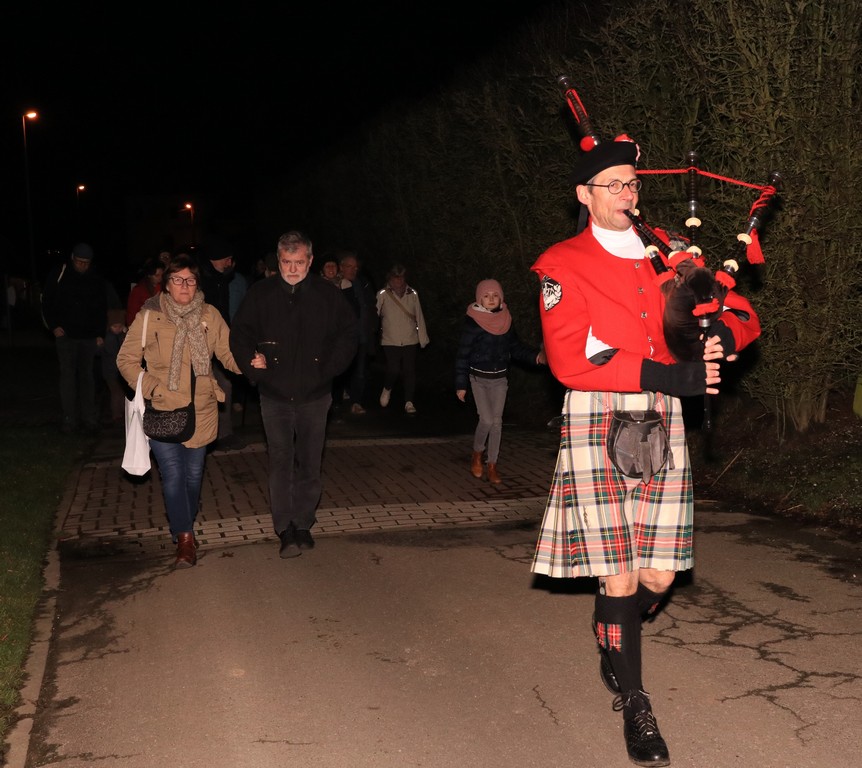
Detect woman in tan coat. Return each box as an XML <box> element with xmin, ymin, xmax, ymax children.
<box><xmin>117</xmin><ymin>254</ymin><xmax>241</xmax><ymax>568</ymax></box>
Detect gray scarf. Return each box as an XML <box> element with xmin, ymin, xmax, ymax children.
<box><xmin>161</xmin><ymin>292</ymin><xmax>211</xmax><ymax>390</ymax></box>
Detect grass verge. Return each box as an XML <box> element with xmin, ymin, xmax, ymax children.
<box><xmin>0</xmin><ymin>425</ymin><xmax>81</xmax><ymax>747</ymax></box>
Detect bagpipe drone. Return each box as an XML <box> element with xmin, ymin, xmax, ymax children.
<box><xmin>557</xmin><ymin>75</ymin><xmax>782</xmax><ymax>429</ymax></box>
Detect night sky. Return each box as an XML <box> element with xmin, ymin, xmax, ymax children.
<box><xmin>3</xmin><ymin>1</ymin><xmax>560</xmax><ymax>277</ymax></box>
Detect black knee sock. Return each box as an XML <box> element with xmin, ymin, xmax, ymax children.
<box><xmin>636</xmin><ymin>583</ymin><xmax>667</xmax><ymax>619</ymax></box>
<box><xmin>594</xmin><ymin>593</ymin><xmax>642</xmax><ymax>693</ymax></box>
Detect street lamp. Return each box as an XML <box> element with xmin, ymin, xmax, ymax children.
<box><xmin>75</xmin><ymin>185</ymin><xmax>86</xmax><ymax>236</ymax></box>
<box><xmin>183</xmin><ymin>202</ymin><xmax>195</xmax><ymax>249</ymax></box>
<box><xmin>22</xmin><ymin>110</ymin><xmax>38</xmax><ymax>290</ymax></box>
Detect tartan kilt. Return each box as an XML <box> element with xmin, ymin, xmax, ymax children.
<box><xmin>531</xmin><ymin>389</ymin><xmax>693</xmax><ymax>579</ymax></box>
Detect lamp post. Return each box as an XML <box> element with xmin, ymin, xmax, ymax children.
<box><xmin>22</xmin><ymin>110</ymin><xmax>38</xmax><ymax>291</ymax></box>
<box><xmin>75</xmin><ymin>184</ymin><xmax>86</xmax><ymax>234</ymax></box>
<box><xmin>183</xmin><ymin>202</ymin><xmax>195</xmax><ymax>249</ymax></box>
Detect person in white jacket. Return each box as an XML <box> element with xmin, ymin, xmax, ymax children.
<box><xmin>375</xmin><ymin>264</ymin><xmax>429</xmax><ymax>414</ymax></box>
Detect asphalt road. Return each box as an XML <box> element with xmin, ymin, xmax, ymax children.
<box><xmin>2</xmin><ymin>330</ymin><xmax>860</xmax><ymax>767</ymax></box>
<box><xmin>14</xmin><ymin>506</ymin><xmax>862</xmax><ymax>768</ymax></box>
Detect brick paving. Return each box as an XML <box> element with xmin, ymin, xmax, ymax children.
<box><xmin>57</xmin><ymin>427</ymin><xmax>561</xmax><ymax>558</ymax></box>
<box><xmin>3</xmin><ymin>329</ymin><xmax>563</xmax><ymax>559</ymax></box>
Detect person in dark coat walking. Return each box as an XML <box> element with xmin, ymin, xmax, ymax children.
<box><xmin>41</xmin><ymin>243</ymin><xmax>114</xmax><ymax>434</ymax></box>
<box><xmin>230</xmin><ymin>231</ymin><xmax>358</xmax><ymax>558</ymax></box>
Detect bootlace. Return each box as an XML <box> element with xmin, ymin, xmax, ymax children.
<box><xmin>612</xmin><ymin>690</ymin><xmax>661</xmax><ymax>736</ymax></box>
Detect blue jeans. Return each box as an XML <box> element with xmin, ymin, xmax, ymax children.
<box><xmin>470</xmin><ymin>375</ymin><xmax>508</xmax><ymax>463</ymax></box>
<box><xmin>55</xmin><ymin>335</ymin><xmax>98</xmax><ymax>429</ymax></box>
<box><xmin>149</xmin><ymin>440</ymin><xmax>207</xmax><ymax>539</ymax></box>
<box><xmin>260</xmin><ymin>392</ymin><xmax>331</xmax><ymax>535</ymax></box>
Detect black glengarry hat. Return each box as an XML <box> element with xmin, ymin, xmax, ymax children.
<box><xmin>569</xmin><ymin>137</ymin><xmax>639</xmax><ymax>185</ymax></box>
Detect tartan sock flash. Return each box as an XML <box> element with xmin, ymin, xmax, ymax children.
<box><xmin>595</xmin><ymin>593</ymin><xmax>643</xmax><ymax>693</ymax></box>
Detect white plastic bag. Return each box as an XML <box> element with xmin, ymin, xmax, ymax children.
<box><xmin>122</xmin><ymin>371</ymin><xmax>151</xmax><ymax>476</ymax></box>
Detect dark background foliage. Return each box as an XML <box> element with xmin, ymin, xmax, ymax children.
<box><xmin>5</xmin><ymin>0</ymin><xmax>860</xmax><ymax>434</ymax></box>
<box><xmin>262</xmin><ymin>0</ymin><xmax>862</xmax><ymax>434</ymax></box>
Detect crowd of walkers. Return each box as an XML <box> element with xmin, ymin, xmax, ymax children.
<box><xmin>41</xmin><ymin>140</ymin><xmax>761</xmax><ymax>765</ymax></box>
<box><xmin>45</xmin><ymin>232</ymin><xmax>540</xmax><ymax>570</ymax></box>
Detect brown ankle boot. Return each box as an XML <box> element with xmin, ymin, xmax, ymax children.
<box><xmin>470</xmin><ymin>450</ymin><xmax>484</xmax><ymax>478</ymax></box>
<box><xmin>487</xmin><ymin>463</ymin><xmax>501</xmax><ymax>484</ymax></box>
<box><xmin>175</xmin><ymin>532</ymin><xmax>197</xmax><ymax>568</ymax></box>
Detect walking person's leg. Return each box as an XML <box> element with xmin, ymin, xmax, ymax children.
<box><xmin>260</xmin><ymin>395</ymin><xmax>297</xmax><ymax>538</ymax></box>
<box><xmin>292</xmin><ymin>392</ymin><xmax>332</xmax><ymax>540</ymax></box>
<box><xmin>593</xmin><ymin>394</ymin><xmax>688</xmax><ymax>767</ymax></box>
<box><xmin>77</xmin><ymin>338</ymin><xmax>99</xmax><ymax>431</ymax></box>
<box><xmin>483</xmin><ymin>376</ymin><xmax>508</xmax><ymax>483</ymax></box>
<box><xmin>349</xmin><ymin>343</ymin><xmax>367</xmax><ymax>409</ymax></box>
<box><xmin>149</xmin><ymin>440</ymin><xmax>206</xmax><ymax>567</ymax></box>
<box><xmin>380</xmin><ymin>345</ymin><xmax>398</xmax><ymax>406</ymax></box>
<box><xmin>469</xmin><ymin>375</ymin><xmax>493</xmax><ymax>477</ymax></box>
<box><xmin>55</xmin><ymin>336</ymin><xmax>77</xmax><ymax>432</ymax></box>
<box><xmin>483</xmin><ymin>376</ymin><xmax>507</xmax><ymax>464</ymax></box>
<box><xmin>401</xmin><ymin>344</ymin><xmax>418</xmax><ymax>406</ymax></box>
<box><xmin>106</xmin><ymin>374</ymin><xmax>126</xmax><ymax>424</ymax></box>
<box><xmin>181</xmin><ymin>445</ymin><xmax>207</xmax><ymax>531</ymax></box>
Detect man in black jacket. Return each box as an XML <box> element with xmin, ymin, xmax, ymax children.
<box><xmin>230</xmin><ymin>231</ymin><xmax>358</xmax><ymax>558</ymax></box>
<box><xmin>41</xmin><ymin>243</ymin><xmax>112</xmax><ymax>434</ymax></box>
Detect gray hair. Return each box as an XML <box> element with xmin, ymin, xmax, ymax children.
<box><xmin>277</xmin><ymin>230</ymin><xmax>313</xmax><ymax>256</ymax></box>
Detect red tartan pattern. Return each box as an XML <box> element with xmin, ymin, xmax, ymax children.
<box><xmin>532</xmin><ymin>389</ymin><xmax>693</xmax><ymax>578</ymax></box>
<box><xmin>595</xmin><ymin>620</ymin><xmax>622</xmax><ymax>652</ymax></box>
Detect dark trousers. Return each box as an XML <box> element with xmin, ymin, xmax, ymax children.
<box><xmin>382</xmin><ymin>344</ymin><xmax>418</xmax><ymax>402</ymax></box>
<box><xmin>260</xmin><ymin>392</ymin><xmax>331</xmax><ymax>535</ymax></box>
<box><xmin>335</xmin><ymin>344</ymin><xmax>368</xmax><ymax>405</ymax></box>
<box><xmin>56</xmin><ymin>336</ymin><xmax>99</xmax><ymax>430</ymax></box>
<box><xmin>211</xmin><ymin>362</ymin><xmax>234</xmax><ymax>438</ymax></box>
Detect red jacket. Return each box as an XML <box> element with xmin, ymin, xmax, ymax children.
<box><xmin>531</xmin><ymin>227</ymin><xmax>760</xmax><ymax>392</ymax></box>
<box><xmin>126</xmin><ymin>281</ymin><xmax>161</xmax><ymax>327</ymax></box>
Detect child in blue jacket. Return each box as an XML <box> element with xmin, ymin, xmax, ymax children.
<box><xmin>455</xmin><ymin>279</ymin><xmax>546</xmax><ymax>483</ymax></box>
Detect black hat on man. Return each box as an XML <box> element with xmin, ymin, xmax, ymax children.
<box><xmin>72</xmin><ymin>242</ymin><xmax>94</xmax><ymax>260</ymax></box>
<box><xmin>569</xmin><ymin>140</ymin><xmax>638</xmax><ymax>186</ymax></box>
<box><xmin>200</xmin><ymin>234</ymin><xmax>234</xmax><ymax>262</ymax></box>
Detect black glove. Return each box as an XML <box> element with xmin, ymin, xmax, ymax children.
<box><xmin>640</xmin><ymin>359</ymin><xmax>707</xmax><ymax>397</ymax></box>
<box><xmin>707</xmin><ymin>320</ymin><xmax>736</xmax><ymax>357</ymax></box>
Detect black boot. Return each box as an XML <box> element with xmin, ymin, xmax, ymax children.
<box><xmin>613</xmin><ymin>689</ymin><xmax>670</xmax><ymax>767</ymax></box>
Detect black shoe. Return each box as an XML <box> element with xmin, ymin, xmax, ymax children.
<box><xmin>592</xmin><ymin>614</ymin><xmax>621</xmax><ymax>694</ymax></box>
<box><xmin>278</xmin><ymin>526</ymin><xmax>301</xmax><ymax>559</ymax></box>
<box><xmin>295</xmin><ymin>529</ymin><xmax>315</xmax><ymax>550</ymax></box>
<box><xmin>613</xmin><ymin>690</ymin><xmax>670</xmax><ymax>767</ymax></box>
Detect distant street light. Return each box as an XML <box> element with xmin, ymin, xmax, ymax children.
<box><xmin>75</xmin><ymin>185</ymin><xmax>86</xmax><ymax>236</ymax></box>
<box><xmin>183</xmin><ymin>202</ymin><xmax>195</xmax><ymax>248</ymax></box>
<box><xmin>22</xmin><ymin>110</ymin><xmax>38</xmax><ymax>289</ymax></box>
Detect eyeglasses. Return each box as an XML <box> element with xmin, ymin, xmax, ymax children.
<box><xmin>168</xmin><ymin>276</ymin><xmax>198</xmax><ymax>287</ymax></box>
<box><xmin>585</xmin><ymin>179</ymin><xmax>642</xmax><ymax>195</ymax></box>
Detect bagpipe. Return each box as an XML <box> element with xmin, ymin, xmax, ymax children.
<box><xmin>558</xmin><ymin>76</ymin><xmax>782</xmax><ymax>428</ymax></box>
